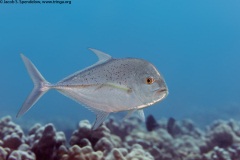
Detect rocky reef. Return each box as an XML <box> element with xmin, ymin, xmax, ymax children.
<box><xmin>1</xmin><ymin>115</ymin><xmax>240</xmax><ymax>160</ymax></box>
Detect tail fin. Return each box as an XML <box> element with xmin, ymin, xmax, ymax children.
<box><xmin>17</xmin><ymin>54</ymin><xmax>51</xmax><ymax>117</ymax></box>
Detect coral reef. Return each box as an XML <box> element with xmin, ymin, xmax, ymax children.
<box><xmin>1</xmin><ymin>115</ymin><xmax>240</xmax><ymax>160</ymax></box>
<box><xmin>0</xmin><ymin>116</ymin><xmax>35</xmax><ymax>160</ymax></box>
<box><xmin>27</xmin><ymin>123</ymin><xmax>66</xmax><ymax>160</ymax></box>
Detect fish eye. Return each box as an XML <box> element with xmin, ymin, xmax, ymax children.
<box><xmin>145</xmin><ymin>77</ymin><xmax>155</xmax><ymax>84</ymax></box>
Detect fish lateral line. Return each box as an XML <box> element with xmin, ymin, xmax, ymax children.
<box><xmin>53</xmin><ymin>82</ymin><xmax>132</xmax><ymax>93</ymax></box>
<box><xmin>95</xmin><ymin>82</ymin><xmax>132</xmax><ymax>93</ymax></box>
<box><xmin>51</xmin><ymin>84</ymin><xmax>97</xmax><ymax>89</ymax></box>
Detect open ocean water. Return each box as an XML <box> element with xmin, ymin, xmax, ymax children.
<box><xmin>0</xmin><ymin>0</ymin><xmax>240</xmax><ymax>129</ymax></box>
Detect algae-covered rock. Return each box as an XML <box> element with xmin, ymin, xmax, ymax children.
<box><xmin>70</xmin><ymin>120</ymin><xmax>121</xmax><ymax>150</ymax></box>
<box><xmin>60</xmin><ymin>145</ymin><xmax>103</xmax><ymax>160</ymax></box>
<box><xmin>2</xmin><ymin>115</ymin><xmax>240</xmax><ymax>160</ymax></box>
<box><xmin>8</xmin><ymin>150</ymin><xmax>36</xmax><ymax>160</ymax></box>
<box><xmin>206</xmin><ymin>120</ymin><xmax>240</xmax><ymax>149</ymax></box>
<box><xmin>0</xmin><ymin>146</ymin><xmax>8</xmax><ymax>160</ymax></box>
<box><xmin>0</xmin><ymin>116</ymin><xmax>25</xmax><ymax>150</ymax></box>
<box><xmin>28</xmin><ymin>123</ymin><xmax>66</xmax><ymax>160</ymax></box>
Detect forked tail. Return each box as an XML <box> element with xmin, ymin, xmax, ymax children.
<box><xmin>16</xmin><ymin>54</ymin><xmax>51</xmax><ymax>117</ymax></box>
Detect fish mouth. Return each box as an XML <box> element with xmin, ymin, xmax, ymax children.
<box><xmin>155</xmin><ymin>88</ymin><xmax>168</xmax><ymax>99</ymax></box>
<box><xmin>152</xmin><ymin>87</ymin><xmax>168</xmax><ymax>93</ymax></box>
<box><xmin>157</xmin><ymin>88</ymin><xmax>168</xmax><ymax>93</ymax></box>
<box><xmin>150</xmin><ymin>87</ymin><xmax>168</xmax><ymax>104</ymax></box>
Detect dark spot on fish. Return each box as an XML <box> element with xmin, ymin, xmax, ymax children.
<box><xmin>146</xmin><ymin>115</ymin><xmax>160</xmax><ymax>131</ymax></box>
<box><xmin>167</xmin><ymin>117</ymin><xmax>176</xmax><ymax>136</ymax></box>
<box><xmin>127</xmin><ymin>88</ymin><xmax>132</xmax><ymax>93</ymax></box>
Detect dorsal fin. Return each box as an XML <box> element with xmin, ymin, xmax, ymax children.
<box><xmin>88</xmin><ymin>48</ymin><xmax>112</xmax><ymax>63</ymax></box>
<box><xmin>59</xmin><ymin>48</ymin><xmax>112</xmax><ymax>83</ymax></box>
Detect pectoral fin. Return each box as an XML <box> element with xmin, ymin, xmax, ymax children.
<box><xmin>137</xmin><ymin>109</ymin><xmax>145</xmax><ymax>121</ymax></box>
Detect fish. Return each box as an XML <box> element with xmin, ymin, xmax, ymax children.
<box><xmin>17</xmin><ymin>48</ymin><xmax>168</xmax><ymax>130</ymax></box>
<box><xmin>146</xmin><ymin>115</ymin><xmax>160</xmax><ymax>131</ymax></box>
<box><xmin>167</xmin><ymin>117</ymin><xmax>176</xmax><ymax>136</ymax></box>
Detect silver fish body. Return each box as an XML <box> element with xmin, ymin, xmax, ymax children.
<box><xmin>17</xmin><ymin>49</ymin><xmax>168</xmax><ymax>130</ymax></box>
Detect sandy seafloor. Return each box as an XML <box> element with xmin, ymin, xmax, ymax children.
<box><xmin>1</xmin><ymin>114</ymin><xmax>240</xmax><ymax>160</ymax></box>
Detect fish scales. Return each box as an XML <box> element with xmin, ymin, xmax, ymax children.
<box><xmin>56</xmin><ymin>59</ymin><xmax>147</xmax><ymax>112</ymax></box>
<box><xmin>59</xmin><ymin>58</ymin><xmax>144</xmax><ymax>86</ymax></box>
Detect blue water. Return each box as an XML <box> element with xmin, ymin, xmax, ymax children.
<box><xmin>0</xmin><ymin>1</ymin><xmax>239</xmax><ymax>128</ymax></box>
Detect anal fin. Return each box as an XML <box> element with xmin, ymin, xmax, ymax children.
<box><xmin>92</xmin><ymin>109</ymin><xmax>109</xmax><ymax>130</ymax></box>
<box><xmin>123</xmin><ymin>109</ymin><xmax>136</xmax><ymax>120</ymax></box>
<box><xmin>123</xmin><ymin>109</ymin><xmax>145</xmax><ymax>122</ymax></box>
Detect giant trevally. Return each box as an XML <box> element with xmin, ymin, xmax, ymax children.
<box><xmin>17</xmin><ymin>48</ymin><xmax>168</xmax><ymax>130</ymax></box>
